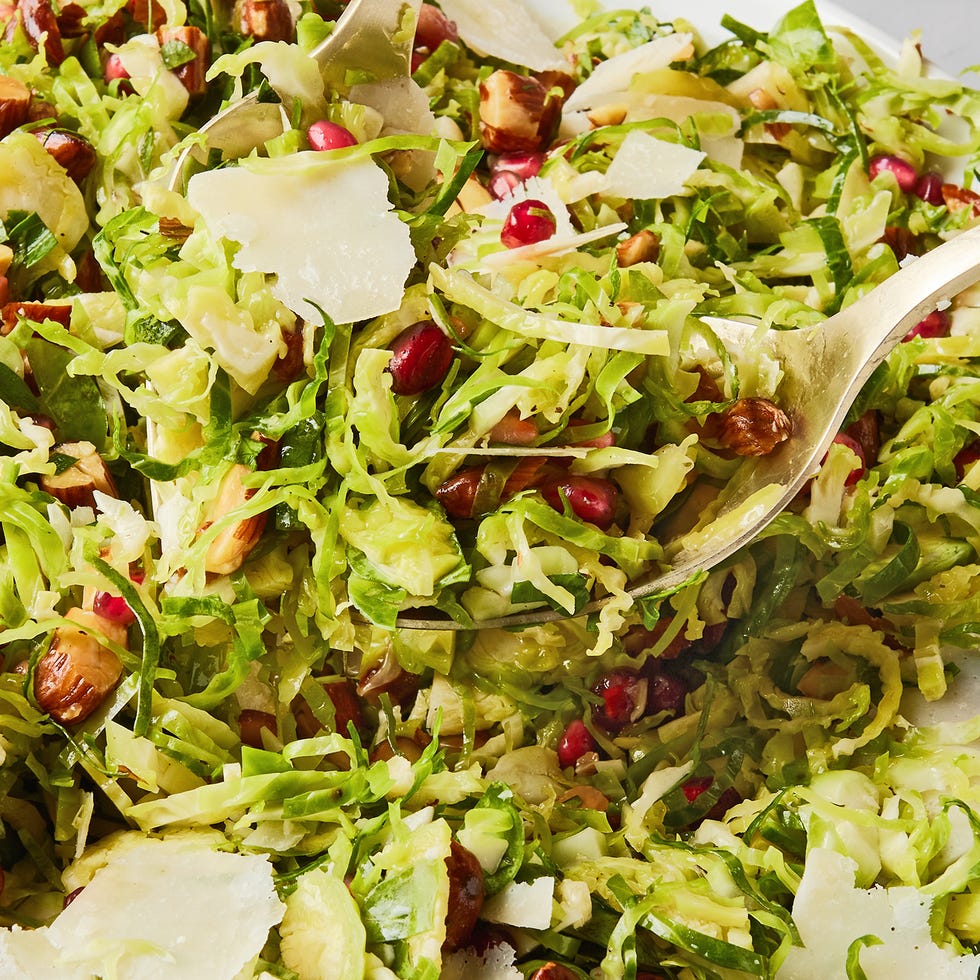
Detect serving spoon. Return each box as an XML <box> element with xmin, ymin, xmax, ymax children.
<box><xmin>397</xmin><ymin>221</ymin><xmax>980</xmax><ymax>630</ymax></box>
<box><xmin>167</xmin><ymin>0</ymin><xmax>423</xmax><ymax>192</ymax></box>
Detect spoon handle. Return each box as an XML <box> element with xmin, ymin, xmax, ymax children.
<box><xmin>828</xmin><ymin>222</ymin><xmax>980</xmax><ymax>390</ymax></box>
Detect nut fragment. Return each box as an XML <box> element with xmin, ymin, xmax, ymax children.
<box><xmin>716</xmin><ymin>397</ymin><xmax>793</xmax><ymax>456</ymax></box>
<box><xmin>479</xmin><ymin>70</ymin><xmax>562</xmax><ymax>154</ymax></box>
<box><xmin>202</xmin><ymin>463</ymin><xmax>267</xmax><ymax>575</ymax></box>
<box><xmin>2</xmin><ymin>300</ymin><xmax>72</xmax><ymax>335</ymax></box>
<box><xmin>616</xmin><ymin>229</ymin><xmax>660</xmax><ymax>267</ymax></box>
<box><xmin>34</xmin><ymin>607</ymin><xmax>125</xmax><ymax>725</ymax></box>
<box><xmin>40</xmin><ymin>441</ymin><xmax>118</xmax><ymax>510</ymax></box>
<box><xmin>18</xmin><ymin>0</ymin><xmax>64</xmax><ymax>65</ymax></box>
<box><xmin>32</xmin><ymin>128</ymin><xmax>96</xmax><ymax>182</ymax></box>
<box><xmin>234</xmin><ymin>0</ymin><xmax>293</xmax><ymax>42</ymax></box>
<box><xmin>557</xmin><ymin>785</ymin><xmax>610</xmax><ymax>811</ymax></box>
<box><xmin>443</xmin><ymin>840</ymin><xmax>485</xmax><ymax>952</ymax></box>
<box><xmin>0</xmin><ymin>75</ymin><xmax>31</xmax><ymax>138</ymax></box>
<box><xmin>155</xmin><ymin>25</ymin><xmax>209</xmax><ymax>96</ymax></box>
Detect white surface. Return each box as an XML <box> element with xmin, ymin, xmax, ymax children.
<box><xmin>833</xmin><ymin>0</ymin><xmax>979</xmax><ymax>76</ymax></box>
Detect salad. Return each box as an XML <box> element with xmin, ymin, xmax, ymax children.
<box><xmin>1</xmin><ymin>0</ymin><xmax>980</xmax><ymax>975</ymax></box>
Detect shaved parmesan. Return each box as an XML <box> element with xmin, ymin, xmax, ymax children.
<box><xmin>563</xmin><ymin>33</ymin><xmax>695</xmax><ymax>112</ymax></box>
<box><xmin>777</xmin><ymin>848</ymin><xmax>980</xmax><ymax>980</ymax></box>
<box><xmin>442</xmin><ymin>941</ymin><xmax>522</xmax><ymax>980</ymax></box>
<box><xmin>438</xmin><ymin>0</ymin><xmax>567</xmax><ymax>71</ymax></box>
<box><xmin>603</xmin><ymin>130</ymin><xmax>705</xmax><ymax>200</ymax></box>
<box><xmin>482</xmin><ymin>877</ymin><xmax>555</xmax><ymax>930</ymax></box>
<box><xmin>187</xmin><ymin>154</ymin><xmax>416</xmax><ymax>326</ymax></box>
<box><xmin>0</xmin><ymin>833</ymin><xmax>284</xmax><ymax>979</ymax></box>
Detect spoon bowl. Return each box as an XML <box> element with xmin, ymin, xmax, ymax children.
<box><xmin>397</xmin><ymin>222</ymin><xmax>980</xmax><ymax>630</ymax></box>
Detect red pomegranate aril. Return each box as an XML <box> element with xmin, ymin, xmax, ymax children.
<box><xmin>306</xmin><ymin>120</ymin><xmax>357</xmax><ymax>152</ymax></box>
<box><xmin>645</xmin><ymin>663</ymin><xmax>688</xmax><ymax>716</ymax></box>
<box><xmin>683</xmin><ymin>776</ymin><xmax>713</xmax><ymax>803</ymax></box>
<box><xmin>557</xmin><ymin>719</ymin><xmax>597</xmax><ymax>768</ymax></box>
<box><xmin>414</xmin><ymin>2</ymin><xmax>458</xmax><ymax>51</ymax></box>
<box><xmin>592</xmin><ymin>668</ymin><xmax>647</xmax><ymax>731</ymax></box>
<box><xmin>868</xmin><ymin>154</ymin><xmax>918</xmax><ymax>193</ymax></box>
<box><xmin>903</xmin><ymin>308</ymin><xmax>951</xmax><ymax>341</ymax></box>
<box><xmin>91</xmin><ymin>591</ymin><xmax>136</xmax><ymax>626</ymax></box>
<box><xmin>492</xmin><ymin>151</ymin><xmax>544</xmax><ymax>182</ymax></box>
<box><xmin>955</xmin><ymin>442</ymin><xmax>980</xmax><ymax>481</ymax></box>
<box><xmin>488</xmin><ymin>169</ymin><xmax>522</xmax><ymax>200</ymax></box>
<box><xmin>388</xmin><ymin>320</ymin><xmax>454</xmax><ymax>395</ymax></box>
<box><xmin>500</xmin><ymin>199</ymin><xmax>556</xmax><ymax>248</ymax></box>
<box><xmin>913</xmin><ymin>171</ymin><xmax>944</xmax><ymax>205</ymax></box>
<box><xmin>103</xmin><ymin>52</ymin><xmax>130</xmax><ymax>83</ymax></box>
<box><xmin>539</xmin><ymin>475</ymin><xmax>618</xmax><ymax>529</ymax></box>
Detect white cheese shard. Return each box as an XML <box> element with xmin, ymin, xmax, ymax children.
<box><xmin>603</xmin><ymin>130</ymin><xmax>706</xmax><ymax>200</ymax></box>
<box><xmin>187</xmin><ymin>153</ymin><xmax>416</xmax><ymax>326</ymax></box>
<box><xmin>438</xmin><ymin>0</ymin><xmax>568</xmax><ymax>71</ymax></box>
<box><xmin>777</xmin><ymin>848</ymin><xmax>980</xmax><ymax>980</ymax></box>
<box><xmin>0</xmin><ymin>833</ymin><xmax>285</xmax><ymax>979</ymax></box>
<box><xmin>563</xmin><ymin>33</ymin><xmax>695</xmax><ymax>112</ymax></box>
<box><xmin>481</xmin><ymin>876</ymin><xmax>555</xmax><ymax>930</ymax></box>
<box><xmin>442</xmin><ymin>941</ymin><xmax>523</xmax><ymax>980</ymax></box>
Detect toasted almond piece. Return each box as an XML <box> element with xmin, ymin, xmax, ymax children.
<box><xmin>0</xmin><ymin>75</ymin><xmax>31</xmax><ymax>138</ymax></box>
<box><xmin>155</xmin><ymin>25</ymin><xmax>209</xmax><ymax>96</ymax></box>
<box><xmin>32</xmin><ymin>128</ymin><xmax>96</xmax><ymax>182</ymax></box>
<box><xmin>616</xmin><ymin>229</ymin><xmax>660</xmax><ymax>267</ymax></box>
<box><xmin>40</xmin><ymin>441</ymin><xmax>118</xmax><ymax>510</ymax></box>
<box><xmin>34</xmin><ymin>608</ymin><xmax>124</xmax><ymax>725</ymax></box>
<box><xmin>18</xmin><ymin>0</ymin><xmax>64</xmax><ymax>64</ymax></box>
<box><xmin>202</xmin><ymin>463</ymin><xmax>267</xmax><ymax>575</ymax></box>
<box><xmin>234</xmin><ymin>0</ymin><xmax>293</xmax><ymax>42</ymax></box>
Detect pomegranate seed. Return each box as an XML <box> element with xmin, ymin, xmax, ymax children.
<box><xmin>414</xmin><ymin>2</ymin><xmax>458</xmax><ymax>50</ymax></box>
<box><xmin>645</xmin><ymin>661</ymin><xmax>688</xmax><ymax>715</ymax></box>
<box><xmin>683</xmin><ymin>776</ymin><xmax>713</xmax><ymax>802</ymax></box>
<box><xmin>556</xmin><ymin>719</ymin><xmax>597</xmax><ymax>768</ymax></box>
<box><xmin>868</xmin><ymin>154</ymin><xmax>918</xmax><ymax>193</ymax></box>
<box><xmin>591</xmin><ymin>668</ymin><xmax>647</xmax><ymax>731</ymax></box>
<box><xmin>488</xmin><ymin>169</ymin><xmax>522</xmax><ymax>200</ymax></box>
<box><xmin>492</xmin><ymin>152</ymin><xmax>544</xmax><ymax>182</ymax></box>
<box><xmin>955</xmin><ymin>442</ymin><xmax>980</xmax><ymax>481</ymax></box>
<box><xmin>104</xmin><ymin>53</ymin><xmax>130</xmax><ymax>82</ymax></box>
<box><xmin>306</xmin><ymin>120</ymin><xmax>357</xmax><ymax>152</ymax></box>
<box><xmin>239</xmin><ymin>709</ymin><xmax>277</xmax><ymax>749</ymax></box>
<box><xmin>388</xmin><ymin>320</ymin><xmax>454</xmax><ymax>395</ymax></box>
<box><xmin>913</xmin><ymin>171</ymin><xmax>944</xmax><ymax>205</ymax></box>
<box><xmin>539</xmin><ymin>475</ymin><xmax>618</xmax><ymax>529</ymax></box>
<box><xmin>904</xmin><ymin>308</ymin><xmax>951</xmax><ymax>341</ymax></box>
<box><xmin>500</xmin><ymin>199</ymin><xmax>556</xmax><ymax>248</ymax></box>
<box><xmin>91</xmin><ymin>591</ymin><xmax>136</xmax><ymax>626</ymax></box>
<box><xmin>829</xmin><ymin>432</ymin><xmax>866</xmax><ymax>485</ymax></box>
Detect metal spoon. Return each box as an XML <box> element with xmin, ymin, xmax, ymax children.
<box><xmin>167</xmin><ymin>0</ymin><xmax>422</xmax><ymax>192</ymax></box>
<box><xmin>397</xmin><ymin>222</ymin><xmax>980</xmax><ymax>630</ymax></box>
